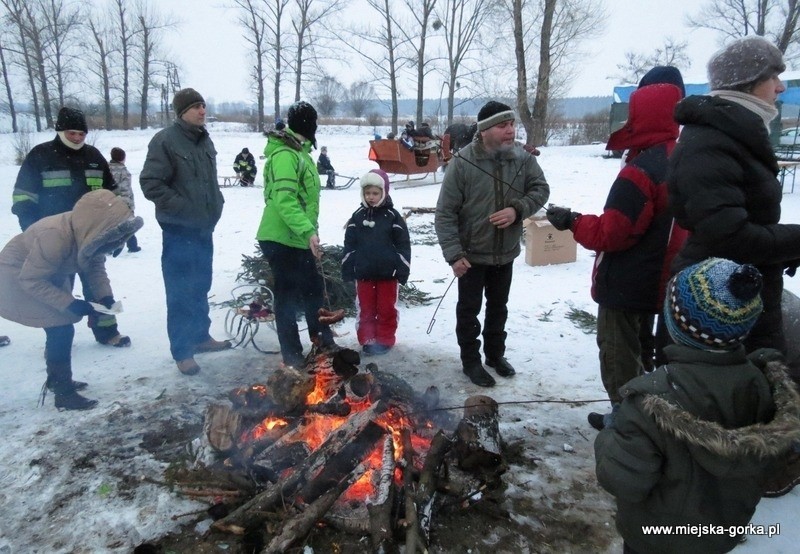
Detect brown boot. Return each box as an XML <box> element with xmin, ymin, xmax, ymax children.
<box><xmin>195</xmin><ymin>338</ymin><xmax>232</xmax><ymax>353</ymax></box>
<box><xmin>763</xmin><ymin>451</ymin><xmax>800</xmax><ymax>498</ymax></box>
<box><xmin>176</xmin><ymin>358</ymin><xmax>201</xmax><ymax>376</ymax></box>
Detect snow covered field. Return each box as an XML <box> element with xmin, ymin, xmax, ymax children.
<box><xmin>0</xmin><ymin>123</ymin><xmax>797</xmax><ymax>553</ymax></box>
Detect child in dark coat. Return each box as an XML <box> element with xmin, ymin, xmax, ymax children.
<box><xmin>342</xmin><ymin>169</ymin><xmax>411</xmax><ymax>355</ymax></box>
<box><xmin>594</xmin><ymin>258</ymin><xmax>800</xmax><ymax>554</ymax></box>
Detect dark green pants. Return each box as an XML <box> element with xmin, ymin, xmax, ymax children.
<box><xmin>597</xmin><ymin>306</ymin><xmax>654</xmax><ymax>404</ymax></box>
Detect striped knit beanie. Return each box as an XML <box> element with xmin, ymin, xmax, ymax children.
<box><xmin>477</xmin><ymin>101</ymin><xmax>515</xmax><ymax>131</ymax></box>
<box><xmin>664</xmin><ymin>258</ymin><xmax>763</xmax><ymax>351</ymax></box>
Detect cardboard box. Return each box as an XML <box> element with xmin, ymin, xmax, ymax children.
<box><xmin>524</xmin><ymin>215</ymin><xmax>577</xmax><ymax>266</ymax></box>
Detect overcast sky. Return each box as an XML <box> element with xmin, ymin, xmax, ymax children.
<box><xmin>158</xmin><ymin>0</ymin><xmax>721</xmax><ymax>104</ymax></box>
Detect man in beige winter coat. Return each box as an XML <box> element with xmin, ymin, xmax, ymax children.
<box><xmin>0</xmin><ymin>190</ymin><xmax>142</xmax><ymax>410</ymax></box>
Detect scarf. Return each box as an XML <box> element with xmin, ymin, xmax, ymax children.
<box><xmin>708</xmin><ymin>90</ymin><xmax>779</xmax><ymax>130</ymax></box>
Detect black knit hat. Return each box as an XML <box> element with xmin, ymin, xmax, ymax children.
<box><xmin>477</xmin><ymin>101</ymin><xmax>515</xmax><ymax>131</ymax></box>
<box><xmin>639</xmin><ymin>66</ymin><xmax>686</xmax><ymax>97</ymax></box>
<box><xmin>110</xmin><ymin>147</ymin><xmax>125</xmax><ymax>162</ymax></box>
<box><xmin>287</xmin><ymin>101</ymin><xmax>318</xmax><ymax>146</ymax></box>
<box><xmin>172</xmin><ymin>88</ymin><xmax>205</xmax><ymax>117</ymax></box>
<box><xmin>55</xmin><ymin>107</ymin><xmax>88</xmax><ymax>132</ymax></box>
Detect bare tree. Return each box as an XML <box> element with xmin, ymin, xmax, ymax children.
<box><xmin>233</xmin><ymin>0</ymin><xmax>269</xmax><ymax>132</ymax></box>
<box><xmin>264</xmin><ymin>0</ymin><xmax>289</xmax><ymax>120</ymax></box>
<box><xmin>39</xmin><ymin>0</ymin><xmax>82</xmax><ymax>107</ymax></box>
<box><xmin>510</xmin><ymin>0</ymin><xmax>605</xmax><ymax>146</ymax></box>
<box><xmin>112</xmin><ymin>0</ymin><xmax>135</xmax><ymax>129</ymax></box>
<box><xmin>614</xmin><ymin>38</ymin><xmax>691</xmax><ymax>85</ymax></box>
<box><xmin>87</xmin><ymin>14</ymin><xmax>114</xmax><ymax>129</ymax></box>
<box><xmin>1</xmin><ymin>0</ymin><xmax>41</xmax><ymax>129</ymax></box>
<box><xmin>436</xmin><ymin>0</ymin><xmax>492</xmax><ymax>127</ymax></box>
<box><xmin>0</xmin><ymin>28</ymin><xmax>18</xmax><ymax>131</ymax></box>
<box><xmin>290</xmin><ymin>0</ymin><xmax>344</xmax><ymax>102</ymax></box>
<box><xmin>313</xmin><ymin>73</ymin><xmax>345</xmax><ymax>115</ymax></box>
<box><xmin>394</xmin><ymin>0</ymin><xmax>437</xmax><ymax>125</ymax></box>
<box><xmin>687</xmin><ymin>0</ymin><xmax>800</xmax><ymax>56</ymax></box>
<box><xmin>133</xmin><ymin>1</ymin><xmax>176</xmax><ymax>129</ymax></box>
<box><xmin>347</xmin><ymin>0</ymin><xmax>407</xmax><ymax>134</ymax></box>
<box><xmin>348</xmin><ymin>80</ymin><xmax>376</xmax><ymax>118</ymax></box>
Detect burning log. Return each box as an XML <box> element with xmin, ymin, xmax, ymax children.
<box><xmin>454</xmin><ymin>395</ymin><xmax>505</xmax><ymax>472</ymax></box>
<box><xmin>266</xmin><ymin>366</ymin><xmax>314</xmax><ymax>412</ymax></box>
<box><xmin>212</xmin><ymin>401</ymin><xmax>388</xmax><ymax>535</ymax></box>
<box><xmin>331</xmin><ymin>348</ymin><xmax>361</xmax><ymax>378</ymax></box>
<box><xmin>400</xmin><ymin>428</ymin><xmax>425</xmax><ymax>554</ymax></box>
<box><xmin>367</xmin><ymin>435</ymin><xmax>397</xmax><ymax>553</ymax></box>
<box><xmin>263</xmin><ymin>459</ymin><xmax>369</xmax><ymax>554</ymax></box>
<box><xmin>415</xmin><ymin>430</ymin><xmax>451</xmax><ymax>544</ymax></box>
<box><xmin>252</xmin><ymin>441</ymin><xmax>312</xmax><ymax>482</ymax></box>
<box><xmin>203</xmin><ymin>404</ymin><xmax>242</xmax><ymax>453</ymax></box>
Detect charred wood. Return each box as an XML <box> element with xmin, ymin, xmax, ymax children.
<box><xmin>367</xmin><ymin>436</ymin><xmax>397</xmax><ymax>553</ymax></box>
<box><xmin>454</xmin><ymin>395</ymin><xmax>505</xmax><ymax>472</ymax></box>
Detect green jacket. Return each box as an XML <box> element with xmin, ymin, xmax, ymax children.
<box><xmin>140</xmin><ymin>118</ymin><xmax>223</xmax><ymax>230</ymax></box>
<box><xmin>595</xmin><ymin>344</ymin><xmax>800</xmax><ymax>554</ymax></box>
<box><xmin>435</xmin><ymin>138</ymin><xmax>549</xmax><ymax>265</ymax></box>
<box><xmin>256</xmin><ymin>130</ymin><xmax>320</xmax><ymax>249</ymax></box>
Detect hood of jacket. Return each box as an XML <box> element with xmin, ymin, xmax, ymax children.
<box><xmin>673</xmin><ymin>94</ymin><xmax>778</xmax><ymax>171</ymax></box>
<box><xmin>71</xmin><ymin>189</ymin><xmax>143</xmax><ymax>266</ymax></box>
<box><xmin>606</xmin><ymin>84</ymin><xmax>681</xmax><ymax>152</ymax></box>
<box><xmin>625</xmin><ymin>351</ymin><xmax>800</xmax><ymax>479</ymax></box>
<box><xmin>265</xmin><ymin>129</ymin><xmax>311</xmax><ymax>157</ymax></box>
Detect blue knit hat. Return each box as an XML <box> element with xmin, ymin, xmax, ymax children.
<box><xmin>664</xmin><ymin>258</ymin><xmax>763</xmax><ymax>351</ymax></box>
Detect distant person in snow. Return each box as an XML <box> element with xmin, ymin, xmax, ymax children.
<box><xmin>316</xmin><ymin>146</ymin><xmax>336</xmax><ymax>189</ymax></box>
<box><xmin>400</xmin><ymin>120</ymin><xmax>416</xmax><ymax>149</ymax></box>
<box><xmin>0</xmin><ymin>190</ymin><xmax>143</xmax><ymax>410</ymax></box>
<box><xmin>341</xmin><ymin>169</ymin><xmax>411</xmax><ymax>356</ymax></box>
<box><xmin>233</xmin><ymin>147</ymin><xmax>257</xmax><ymax>186</ymax></box>
<box><xmin>109</xmin><ymin>147</ymin><xmax>141</xmax><ymax>253</ymax></box>
<box><xmin>140</xmin><ymin>88</ymin><xmax>232</xmax><ymax>377</ymax></box>
<box><xmin>546</xmin><ymin>66</ymin><xmax>688</xmax><ymax>432</ymax></box>
<box><xmin>435</xmin><ymin>100</ymin><xmax>550</xmax><ymax>388</ymax></box>
<box><xmin>10</xmin><ymin>106</ymin><xmax>131</xmax><ymax>349</ymax></box>
<box><xmin>594</xmin><ymin>258</ymin><xmax>800</xmax><ymax>554</ymax></box>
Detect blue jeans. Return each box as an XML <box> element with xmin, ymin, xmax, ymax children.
<box><xmin>161</xmin><ymin>224</ymin><xmax>214</xmax><ymax>361</ymax></box>
<box><xmin>258</xmin><ymin>240</ymin><xmax>333</xmax><ymax>365</ymax></box>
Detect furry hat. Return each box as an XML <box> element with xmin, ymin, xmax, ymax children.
<box><xmin>360</xmin><ymin>169</ymin><xmax>390</xmax><ymax>207</ymax></box>
<box><xmin>477</xmin><ymin>101</ymin><xmax>514</xmax><ymax>131</ymax></box>
<box><xmin>55</xmin><ymin>107</ymin><xmax>88</xmax><ymax>132</ymax></box>
<box><xmin>287</xmin><ymin>101</ymin><xmax>318</xmax><ymax>146</ymax></box>
<box><xmin>172</xmin><ymin>88</ymin><xmax>205</xmax><ymax>117</ymax></box>
<box><xmin>707</xmin><ymin>36</ymin><xmax>785</xmax><ymax>91</ymax></box>
<box><xmin>664</xmin><ymin>258</ymin><xmax>764</xmax><ymax>351</ymax></box>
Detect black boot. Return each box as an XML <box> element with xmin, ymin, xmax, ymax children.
<box><xmin>55</xmin><ymin>390</ymin><xmax>98</xmax><ymax>411</ymax></box>
<box><xmin>486</xmin><ymin>356</ymin><xmax>516</xmax><ymax>377</ymax></box>
<box><xmin>463</xmin><ymin>360</ymin><xmax>496</xmax><ymax>387</ymax></box>
<box><xmin>46</xmin><ymin>378</ymin><xmax>88</xmax><ymax>392</ymax></box>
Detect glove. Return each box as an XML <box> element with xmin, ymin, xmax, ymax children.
<box><xmin>97</xmin><ymin>296</ymin><xmax>116</xmax><ymax>309</ymax></box>
<box><xmin>67</xmin><ymin>300</ymin><xmax>96</xmax><ymax>317</ymax></box>
<box><xmin>785</xmin><ymin>259</ymin><xmax>800</xmax><ymax>277</ymax></box>
<box><xmin>546</xmin><ymin>206</ymin><xmax>579</xmax><ymax>231</ymax></box>
<box><xmin>112</xmin><ymin>246</ymin><xmax>124</xmax><ymax>258</ymax></box>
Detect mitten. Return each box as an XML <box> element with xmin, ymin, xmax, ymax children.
<box><xmin>785</xmin><ymin>259</ymin><xmax>800</xmax><ymax>277</ymax></box>
<box><xmin>67</xmin><ymin>300</ymin><xmax>96</xmax><ymax>317</ymax></box>
<box><xmin>97</xmin><ymin>296</ymin><xmax>116</xmax><ymax>309</ymax></box>
<box><xmin>546</xmin><ymin>206</ymin><xmax>579</xmax><ymax>231</ymax></box>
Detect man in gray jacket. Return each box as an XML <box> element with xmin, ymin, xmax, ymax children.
<box><xmin>435</xmin><ymin>101</ymin><xmax>550</xmax><ymax>387</ymax></box>
<box><xmin>140</xmin><ymin>88</ymin><xmax>231</xmax><ymax>376</ymax></box>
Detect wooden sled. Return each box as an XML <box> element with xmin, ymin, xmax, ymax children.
<box><xmin>368</xmin><ymin>135</ymin><xmax>452</xmax><ymax>184</ymax></box>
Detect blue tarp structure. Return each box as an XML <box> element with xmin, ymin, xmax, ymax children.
<box><xmin>613</xmin><ymin>78</ymin><xmax>800</xmax><ymax>105</ymax></box>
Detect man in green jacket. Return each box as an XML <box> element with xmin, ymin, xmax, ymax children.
<box><xmin>435</xmin><ymin>101</ymin><xmax>550</xmax><ymax>387</ymax></box>
<box><xmin>140</xmin><ymin>88</ymin><xmax>231</xmax><ymax>376</ymax></box>
<box><xmin>256</xmin><ymin>101</ymin><xmax>335</xmax><ymax>368</ymax></box>
<box><xmin>595</xmin><ymin>258</ymin><xmax>800</xmax><ymax>553</ymax></box>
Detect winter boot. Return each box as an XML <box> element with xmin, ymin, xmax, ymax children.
<box><xmin>55</xmin><ymin>390</ymin><xmax>98</xmax><ymax>411</ymax></box>
<box><xmin>462</xmin><ymin>360</ymin><xmax>496</xmax><ymax>387</ymax></box>
<box><xmin>195</xmin><ymin>337</ymin><xmax>233</xmax><ymax>353</ymax></box>
<box><xmin>46</xmin><ymin>378</ymin><xmax>88</xmax><ymax>392</ymax></box>
<box><xmin>486</xmin><ymin>356</ymin><xmax>516</xmax><ymax>377</ymax></box>
<box><xmin>176</xmin><ymin>358</ymin><xmax>201</xmax><ymax>376</ymax></box>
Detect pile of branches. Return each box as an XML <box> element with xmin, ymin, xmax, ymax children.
<box><xmin>235</xmin><ymin>244</ymin><xmax>435</xmax><ymax>316</ymax></box>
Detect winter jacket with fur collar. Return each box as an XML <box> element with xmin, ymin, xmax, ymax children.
<box><xmin>595</xmin><ymin>343</ymin><xmax>800</xmax><ymax>553</ymax></box>
<box><xmin>0</xmin><ymin>190</ymin><xmax>142</xmax><ymax>328</ymax></box>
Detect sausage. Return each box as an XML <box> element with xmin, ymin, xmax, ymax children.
<box><xmin>318</xmin><ymin>307</ymin><xmax>345</xmax><ymax>325</ymax></box>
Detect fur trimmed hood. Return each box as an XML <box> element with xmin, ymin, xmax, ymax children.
<box><xmin>638</xmin><ymin>359</ymin><xmax>800</xmax><ymax>477</ymax></box>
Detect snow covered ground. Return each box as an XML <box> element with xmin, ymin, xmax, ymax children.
<box><xmin>0</xmin><ymin>123</ymin><xmax>797</xmax><ymax>553</ymax></box>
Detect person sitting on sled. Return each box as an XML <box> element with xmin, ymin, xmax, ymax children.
<box><xmin>233</xmin><ymin>147</ymin><xmax>257</xmax><ymax>186</ymax></box>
